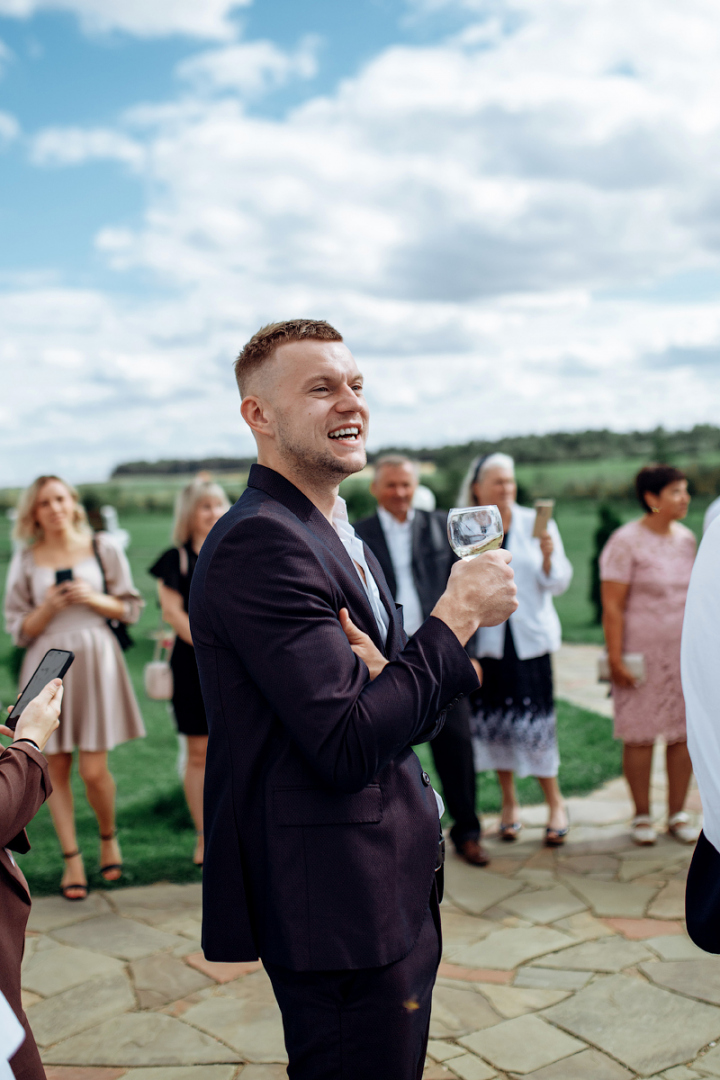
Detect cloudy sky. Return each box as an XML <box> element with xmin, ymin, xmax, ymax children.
<box><xmin>1</xmin><ymin>0</ymin><xmax>720</xmax><ymax>485</ymax></box>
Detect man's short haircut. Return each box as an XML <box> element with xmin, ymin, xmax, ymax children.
<box><xmin>235</xmin><ymin>319</ymin><xmax>343</xmax><ymax>396</ymax></box>
<box><xmin>373</xmin><ymin>455</ymin><xmax>420</xmax><ymax>480</ymax></box>
<box><xmin>635</xmin><ymin>464</ymin><xmax>686</xmax><ymax>511</ymax></box>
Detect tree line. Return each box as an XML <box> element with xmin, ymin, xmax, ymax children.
<box><xmin>111</xmin><ymin>424</ymin><xmax>720</xmax><ymax>478</ymax></box>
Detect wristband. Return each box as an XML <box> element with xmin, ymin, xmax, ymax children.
<box><xmin>14</xmin><ymin>738</ymin><xmax>40</xmax><ymax>751</ymax></box>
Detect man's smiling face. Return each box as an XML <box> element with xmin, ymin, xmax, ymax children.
<box><xmin>263</xmin><ymin>338</ymin><xmax>369</xmax><ymax>484</ymax></box>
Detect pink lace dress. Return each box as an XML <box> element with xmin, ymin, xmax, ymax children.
<box><xmin>599</xmin><ymin>519</ymin><xmax>696</xmax><ymax>744</ymax></box>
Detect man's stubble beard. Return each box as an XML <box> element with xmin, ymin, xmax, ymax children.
<box><xmin>275</xmin><ymin>415</ymin><xmax>366</xmax><ymax>490</ymax></box>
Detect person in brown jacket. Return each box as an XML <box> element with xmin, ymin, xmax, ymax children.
<box><xmin>1</xmin><ymin>679</ymin><xmax>64</xmax><ymax>1080</ymax></box>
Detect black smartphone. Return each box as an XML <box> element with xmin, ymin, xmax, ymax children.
<box><xmin>55</xmin><ymin>568</ymin><xmax>73</xmax><ymax>585</ymax></box>
<box><xmin>7</xmin><ymin>649</ymin><xmax>74</xmax><ymax>731</ymax></box>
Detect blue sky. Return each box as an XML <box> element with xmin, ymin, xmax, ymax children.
<box><xmin>2</xmin><ymin>0</ymin><xmax>720</xmax><ymax>485</ymax></box>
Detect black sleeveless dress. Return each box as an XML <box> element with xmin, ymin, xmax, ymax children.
<box><xmin>149</xmin><ymin>544</ymin><xmax>208</xmax><ymax>737</ymax></box>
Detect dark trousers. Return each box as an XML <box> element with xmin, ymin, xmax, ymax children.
<box><xmin>264</xmin><ymin>886</ymin><xmax>442</xmax><ymax>1080</ymax></box>
<box><xmin>430</xmin><ymin>696</ymin><xmax>480</xmax><ymax>848</ymax></box>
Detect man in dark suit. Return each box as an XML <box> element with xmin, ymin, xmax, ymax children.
<box><xmin>190</xmin><ymin>319</ymin><xmax>517</xmax><ymax>1080</ymax></box>
<box><xmin>355</xmin><ymin>457</ymin><xmax>487</xmax><ymax>867</ymax></box>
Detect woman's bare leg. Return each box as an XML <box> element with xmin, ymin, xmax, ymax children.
<box><xmin>184</xmin><ymin>735</ymin><xmax>208</xmax><ymax>865</ymax></box>
<box><xmin>497</xmin><ymin>770</ymin><xmax>520</xmax><ymax>825</ymax></box>
<box><xmin>623</xmin><ymin>743</ymin><xmax>654</xmax><ymax>817</ymax></box>
<box><xmin>537</xmin><ymin>775</ymin><xmax>568</xmax><ymax>832</ymax></box>
<box><xmin>78</xmin><ymin>750</ymin><xmax>120</xmax><ymax>880</ymax></box>
<box><xmin>47</xmin><ymin>752</ymin><xmax>86</xmax><ymax>896</ymax></box>
<box><xmin>666</xmin><ymin>740</ymin><xmax>693</xmax><ymax>818</ymax></box>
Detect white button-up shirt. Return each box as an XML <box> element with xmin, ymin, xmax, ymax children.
<box><xmin>332</xmin><ymin>497</ymin><xmax>390</xmax><ymax>644</ymax></box>
<box><xmin>377</xmin><ymin>506</ymin><xmax>425</xmax><ymax>636</ymax></box>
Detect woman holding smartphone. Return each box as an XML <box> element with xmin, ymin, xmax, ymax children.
<box><xmin>149</xmin><ymin>478</ymin><xmax>229</xmax><ymax>867</ymax></box>
<box><xmin>4</xmin><ymin>475</ymin><xmax>145</xmax><ymax>900</ymax></box>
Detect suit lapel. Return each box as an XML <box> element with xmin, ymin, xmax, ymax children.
<box><xmin>363</xmin><ymin>544</ymin><xmax>406</xmax><ymax>658</ymax></box>
<box><xmin>365</xmin><ymin>516</ymin><xmax>397</xmax><ymax>598</ymax></box>
<box><xmin>247</xmin><ymin>465</ymin><xmax>387</xmax><ymax>650</ymax></box>
<box><xmin>0</xmin><ymin>845</ymin><xmax>31</xmax><ymax>902</ymax></box>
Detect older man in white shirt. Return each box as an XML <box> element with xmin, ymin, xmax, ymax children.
<box><xmin>355</xmin><ymin>456</ymin><xmax>487</xmax><ymax>866</ymax></box>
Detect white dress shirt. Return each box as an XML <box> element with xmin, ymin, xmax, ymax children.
<box><xmin>377</xmin><ymin>506</ymin><xmax>425</xmax><ymax>636</ymax></box>
<box><xmin>332</xmin><ymin>497</ymin><xmax>390</xmax><ymax>644</ymax></box>
<box><xmin>471</xmin><ymin>503</ymin><xmax>573</xmax><ymax>660</ymax></box>
<box><xmin>332</xmin><ymin>497</ymin><xmax>444</xmax><ymax>819</ymax></box>
<box><xmin>682</xmin><ymin>514</ymin><xmax>719</xmax><ymax>849</ymax></box>
<box><xmin>703</xmin><ymin>495</ymin><xmax>720</xmax><ymax>534</ymax></box>
<box><xmin>0</xmin><ymin>991</ymin><xmax>24</xmax><ymax>1080</ymax></box>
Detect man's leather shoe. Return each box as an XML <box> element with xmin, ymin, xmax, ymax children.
<box><xmin>457</xmin><ymin>839</ymin><xmax>490</xmax><ymax>867</ymax></box>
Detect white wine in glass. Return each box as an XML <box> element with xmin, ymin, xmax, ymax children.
<box><xmin>447</xmin><ymin>505</ymin><xmax>504</xmax><ymax>560</ymax></box>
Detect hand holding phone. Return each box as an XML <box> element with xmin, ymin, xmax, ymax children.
<box><xmin>2</xmin><ymin>680</ymin><xmax>64</xmax><ymax>750</ymax></box>
<box><xmin>5</xmin><ymin>649</ymin><xmax>74</xmax><ymax>732</ymax></box>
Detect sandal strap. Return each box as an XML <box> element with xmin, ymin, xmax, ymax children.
<box><xmin>668</xmin><ymin>812</ymin><xmax>690</xmax><ymax>827</ymax></box>
<box><xmin>100</xmin><ymin>831</ymin><xmax>117</xmax><ymax>841</ymax></box>
<box><xmin>62</xmin><ymin>849</ymin><xmax>82</xmax><ymax>860</ymax></box>
<box><xmin>631</xmin><ymin>815</ymin><xmax>653</xmax><ymax>827</ymax></box>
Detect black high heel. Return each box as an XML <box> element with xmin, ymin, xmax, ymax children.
<box><xmin>61</xmin><ymin>850</ymin><xmax>88</xmax><ymax>901</ymax></box>
<box><xmin>100</xmin><ymin>830</ymin><xmax>123</xmax><ymax>882</ymax></box>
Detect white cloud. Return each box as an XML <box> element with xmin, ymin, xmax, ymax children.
<box><xmin>177</xmin><ymin>36</ymin><xmax>320</xmax><ymax>97</ymax></box>
<box><xmin>0</xmin><ymin>0</ymin><xmax>249</xmax><ymax>39</ymax></box>
<box><xmin>30</xmin><ymin>127</ymin><xmax>144</xmax><ymax>168</ymax></box>
<box><xmin>4</xmin><ymin>0</ymin><xmax>720</xmax><ymax>483</ymax></box>
<box><xmin>0</xmin><ymin>109</ymin><xmax>19</xmax><ymax>142</ymax></box>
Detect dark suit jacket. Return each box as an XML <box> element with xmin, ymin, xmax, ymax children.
<box><xmin>1</xmin><ymin>742</ymin><xmax>52</xmax><ymax>1080</ymax></box>
<box><xmin>190</xmin><ymin>464</ymin><xmax>478</xmax><ymax>971</ymax></box>
<box><xmin>686</xmin><ymin>830</ymin><xmax>720</xmax><ymax>953</ymax></box>
<box><xmin>354</xmin><ymin>510</ymin><xmax>454</xmax><ymax>620</ymax></box>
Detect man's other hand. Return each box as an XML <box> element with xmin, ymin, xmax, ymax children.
<box><xmin>1</xmin><ymin>679</ymin><xmax>63</xmax><ymax>751</ymax></box>
<box><xmin>431</xmin><ymin>550</ymin><xmax>518</xmax><ymax>647</ymax></box>
<box><xmin>339</xmin><ymin>609</ymin><xmax>388</xmax><ymax>681</ymax></box>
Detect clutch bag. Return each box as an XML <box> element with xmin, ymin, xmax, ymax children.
<box><xmin>597</xmin><ymin>652</ymin><xmax>646</xmax><ymax>685</ymax></box>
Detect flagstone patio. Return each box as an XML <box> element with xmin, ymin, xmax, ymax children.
<box><xmin>22</xmin><ymin>645</ymin><xmax>716</xmax><ymax>1080</ymax></box>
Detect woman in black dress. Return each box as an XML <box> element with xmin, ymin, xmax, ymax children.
<box><xmin>149</xmin><ymin>479</ymin><xmax>230</xmax><ymax>865</ymax></box>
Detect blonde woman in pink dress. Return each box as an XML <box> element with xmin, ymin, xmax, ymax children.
<box><xmin>4</xmin><ymin>476</ymin><xmax>145</xmax><ymax>899</ymax></box>
<box><xmin>600</xmin><ymin>465</ymin><xmax>697</xmax><ymax>847</ymax></box>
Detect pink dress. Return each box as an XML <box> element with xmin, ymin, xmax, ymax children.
<box><xmin>4</xmin><ymin>534</ymin><xmax>146</xmax><ymax>754</ymax></box>
<box><xmin>599</xmin><ymin>519</ymin><xmax>696</xmax><ymax>744</ymax></box>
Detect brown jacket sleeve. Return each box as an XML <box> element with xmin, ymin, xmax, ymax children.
<box><xmin>0</xmin><ymin>743</ymin><xmax>51</xmax><ymax>852</ymax></box>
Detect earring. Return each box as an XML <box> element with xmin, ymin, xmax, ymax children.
<box><xmin>651</xmin><ymin>506</ymin><xmax>660</xmax><ymax>514</ymax></box>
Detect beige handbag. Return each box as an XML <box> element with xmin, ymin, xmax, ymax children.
<box><xmin>144</xmin><ymin>631</ymin><xmax>175</xmax><ymax>700</ymax></box>
<box><xmin>597</xmin><ymin>652</ymin><xmax>646</xmax><ymax>685</ymax></box>
<box><xmin>144</xmin><ymin>547</ymin><xmax>188</xmax><ymax>701</ymax></box>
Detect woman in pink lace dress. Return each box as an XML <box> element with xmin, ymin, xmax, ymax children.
<box><xmin>600</xmin><ymin>465</ymin><xmax>697</xmax><ymax>847</ymax></box>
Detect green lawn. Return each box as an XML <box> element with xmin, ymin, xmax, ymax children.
<box><xmin>2</xmin><ymin>495</ymin><xmax>707</xmax><ymax>893</ymax></box>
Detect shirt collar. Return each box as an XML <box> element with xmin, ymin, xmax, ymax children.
<box><xmin>378</xmin><ymin>505</ymin><xmax>415</xmax><ymax>529</ymax></box>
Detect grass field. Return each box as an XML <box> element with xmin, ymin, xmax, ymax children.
<box><xmin>0</xmin><ymin>494</ymin><xmax>709</xmax><ymax>894</ymax></box>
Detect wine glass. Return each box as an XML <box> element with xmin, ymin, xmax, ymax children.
<box><xmin>447</xmin><ymin>505</ymin><xmax>504</xmax><ymax>560</ymax></box>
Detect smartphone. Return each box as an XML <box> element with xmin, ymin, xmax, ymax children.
<box><xmin>7</xmin><ymin>649</ymin><xmax>74</xmax><ymax>731</ymax></box>
<box><xmin>55</xmin><ymin>568</ymin><xmax>73</xmax><ymax>585</ymax></box>
<box><xmin>532</xmin><ymin>499</ymin><xmax>555</xmax><ymax>539</ymax></box>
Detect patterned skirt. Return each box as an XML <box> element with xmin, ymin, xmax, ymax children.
<box><xmin>470</xmin><ymin>623</ymin><xmax>559</xmax><ymax>778</ymax></box>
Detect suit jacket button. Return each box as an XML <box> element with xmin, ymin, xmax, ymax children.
<box><xmin>421</xmin><ymin>771</ymin><xmax>431</xmax><ymax>786</ymax></box>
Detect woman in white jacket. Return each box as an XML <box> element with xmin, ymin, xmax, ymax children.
<box><xmin>461</xmin><ymin>454</ymin><xmax>573</xmax><ymax>845</ymax></box>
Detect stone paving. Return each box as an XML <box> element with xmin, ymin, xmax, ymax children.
<box><xmin>21</xmin><ymin>645</ymin><xmax>717</xmax><ymax>1080</ymax></box>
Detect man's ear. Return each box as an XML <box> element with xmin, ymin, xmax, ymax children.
<box><xmin>240</xmin><ymin>394</ymin><xmax>274</xmax><ymax>439</ymax></box>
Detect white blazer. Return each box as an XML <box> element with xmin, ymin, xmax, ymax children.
<box><xmin>470</xmin><ymin>503</ymin><xmax>573</xmax><ymax>661</ymax></box>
